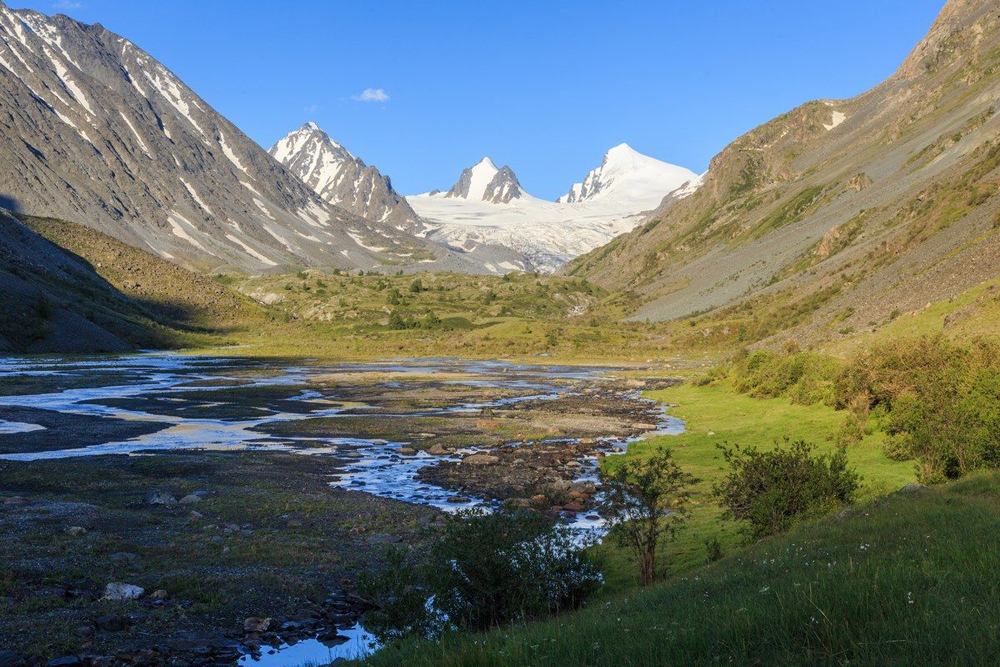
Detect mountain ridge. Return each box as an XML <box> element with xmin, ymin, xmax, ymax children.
<box><xmin>0</xmin><ymin>2</ymin><xmax>449</xmax><ymax>273</ymax></box>
<box><xmin>564</xmin><ymin>0</ymin><xmax>1000</xmax><ymax>350</ymax></box>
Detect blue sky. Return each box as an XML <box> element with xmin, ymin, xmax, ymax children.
<box><xmin>25</xmin><ymin>0</ymin><xmax>943</xmax><ymax>199</ymax></box>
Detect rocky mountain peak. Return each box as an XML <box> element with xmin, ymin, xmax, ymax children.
<box><xmin>445</xmin><ymin>158</ymin><xmax>524</xmax><ymax>203</ymax></box>
<box><xmin>269</xmin><ymin>123</ymin><xmax>425</xmax><ymax>235</ymax></box>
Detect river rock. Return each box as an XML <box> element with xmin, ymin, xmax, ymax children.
<box><xmin>95</xmin><ymin>613</ymin><xmax>133</xmax><ymax>631</ymax></box>
<box><xmin>427</xmin><ymin>444</ymin><xmax>450</xmax><ymax>456</ymax></box>
<box><xmin>243</xmin><ymin>617</ymin><xmax>271</xmax><ymax>634</ymax></box>
<box><xmin>631</xmin><ymin>422</ymin><xmax>658</xmax><ymax>431</ymax></box>
<box><xmin>46</xmin><ymin>658</ymin><xmax>81</xmax><ymax>667</ymax></box>
<box><xmin>179</xmin><ymin>494</ymin><xmax>202</xmax><ymax>505</ymax></box>
<box><xmin>102</xmin><ymin>583</ymin><xmax>144</xmax><ymax>601</ymax></box>
<box><xmin>462</xmin><ymin>453</ymin><xmax>499</xmax><ymax>465</ymax></box>
<box><xmin>397</xmin><ymin>447</ymin><xmax>417</xmax><ymax>456</ymax></box>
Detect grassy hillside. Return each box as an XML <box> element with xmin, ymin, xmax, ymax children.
<box><xmin>361</xmin><ymin>471</ymin><xmax>1000</xmax><ymax>666</ymax></box>
<box><xmin>199</xmin><ymin>270</ymin><xmax>709</xmax><ymax>363</ymax></box>
<box><xmin>594</xmin><ymin>381</ymin><xmax>914</xmax><ymax>590</ymax></box>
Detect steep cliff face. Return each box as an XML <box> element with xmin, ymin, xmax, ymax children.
<box><xmin>565</xmin><ymin>0</ymin><xmax>1000</xmax><ymax>345</ymax></box>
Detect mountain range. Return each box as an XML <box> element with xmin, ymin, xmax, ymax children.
<box><xmin>3</xmin><ymin>0</ymin><xmax>996</xmax><ymax>353</ymax></box>
<box><xmin>406</xmin><ymin>144</ymin><xmax>697</xmax><ymax>272</ymax></box>
<box><xmin>0</xmin><ymin>2</ymin><xmax>524</xmax><ymax>275</ymax></box>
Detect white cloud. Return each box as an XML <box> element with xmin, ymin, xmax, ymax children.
<box><xmin>303</xmin><ymin>103</ymin><xmax>319</xmax><ymax>114</ymax></box>
<box><xmin>352</xmin><ymin>88</ymin><xmax>390</xmax><ymax>103</ymax></box>
<box><xmin>53</xmin><ymin>0</ymin><xmax>82</xmax><ymax>8</ymax></box>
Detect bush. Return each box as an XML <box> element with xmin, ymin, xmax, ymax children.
<box><xmin>836</xmin><ymin>336</ymin><xmax>1000</xmax><ymax>481</ymax></box>
<box><xmin>730</xmin><ymin>349</ymin><xmax>841</xmax><ymax>405</ymax></box>
<box><xmin>360</xmin><ymin>507</ymin><xmax>600</xmax><ymax>641</ymax></box>
<box><xmin>714</xmin><ymin>438</ymin><xmax>860</xmax><ymax>539</ymax></box>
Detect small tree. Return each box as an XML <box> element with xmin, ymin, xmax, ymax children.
<box><xmin>409</xmin><ymin>278</ymin><xmax>423</xmax><ymax>293</ymax></box>
<box><xmin>602</xmin><ymin>449</ymin><xmax>694</xmax><ymax>585</ymax></box>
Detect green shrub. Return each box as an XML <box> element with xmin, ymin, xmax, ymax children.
<box><xmin>730</xmin><ymin>350</ymin><xmax>840</xmax><ymax>405</ymax></box>
<box><xmin>360</xmin><ymin>508</ymin><xmax>600</xmax><ymax>641</ymax></box>
<box><xmin>714</xmin><ymin>438</ymin><xmax>860</xmax><ymax>539</ymax></box>
<box><xmin>836</xmin><ymin>336</ymin><xmax>1000</xmax><ymax>481</ymax></box>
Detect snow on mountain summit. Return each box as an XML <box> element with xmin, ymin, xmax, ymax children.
<box><xmin>408</xmin><ymin>144</ymin><xmax>697</xmax><ymax>272</ymax></box>
<box><xmin>558</xmin><ymin>143</ymin><xmax>696</xmax><ymax>206</ymax></box>
<box><xmin>443</xmin><ymin>158</ymin><xmax>525</xmax><ymax>203</ymax></box>
<box><xmin>270</xmin><ymin>123</ymin><xmax>425</xmax><ymax>235</ymax></box>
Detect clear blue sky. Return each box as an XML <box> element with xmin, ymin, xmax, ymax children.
<box><xmin>21</xmin><ymin>0</ymin><xmax>944</xmax><ymax>199</ymax></box>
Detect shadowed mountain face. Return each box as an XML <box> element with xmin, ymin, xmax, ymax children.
<box><xmin>0</xmin><ymin>210</ymin><xmax>263</xmax><ymax>353</ymax></box>
<box><xmin>0</xmin><ymin>3</ymin><xmax>444</xmax><ymax>273</ymax></box>
<box><xmin>566</xmin><ymin>0</ymin><xmax>1000</xmax><ymax>345</ymax></box>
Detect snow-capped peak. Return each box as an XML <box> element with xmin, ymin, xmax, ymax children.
<box><xmin>557</xmin><ymin>143</ymin><xmax>696</xmax><ymax>207</ymax></box>
<box><xmin>444</xmin><ymin>157</ymin><xmax>525</xmax><ymax>203</ymax></box>
<box><xmin>269</xmin><ymin>122</ymin><xmax>355</xmax><ymax>193</ymax></box>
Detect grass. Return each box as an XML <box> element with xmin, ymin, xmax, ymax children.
<box><xmin>187</xmin><ymin>270</ymin><xmax>718</xmax><ymax>363</ymax></box>
<box><xmin>359</xmin><ymin>472</ymin><xmax>1000</xmax><ymax>666</ymax></box>
<box><xmin>591</xmin><ymin>382</ymin><xmax>915</xmax><ymax>591</ymax></box>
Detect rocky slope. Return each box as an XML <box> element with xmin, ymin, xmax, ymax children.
<box><xmin>566</xmin><ymin>0</ymin><xmax>1000</xmax><ymax>349</ymax></box>
<box><xmin>0</xmin><ymin>2</ymin><xmax>451</xmax><ymax>273</ymax></box>
<box><xmin>410</xmin><ymin>147</ymin><xmax>696</xmax><ymax>272</ymax></box>
<box><xmin>269</xmin><ymin>122</ymin><xmax>425</xmax><ymax>235</ymax></box>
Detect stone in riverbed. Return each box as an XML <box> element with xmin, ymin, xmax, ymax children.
<box><xmin>462</xmin><ymin>453</ymin><xmax>499</xmax><ymax>465</ymax></box>
<box><xmin>45</xmin><ymin>658</ymin><xmax>81</xmax><ymax>667</ymax></box>
<box><xmin>427</xmin><ymin>444</ymin><xmax>450</xmax><ymax>456</ymax></box>
<box><xmin>243</xmin><ymin>617</ymin><xmax>271</xmax><ymax>634</ymax></box>
<box><xmin>102</xmin><ymin>583</ymin><xmax>144</xmax><ymax>601</ymax></box>
<box><xmin>397</xmin><ymin>447</ymin><xmax>417</xmax><ymax>455</ymax></box>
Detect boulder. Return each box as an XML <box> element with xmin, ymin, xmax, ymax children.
<box><xmin>427</xmin><ymin>444</ymin><xmax>449</xmax><ymax>456</ymax></box>
<box><xmin>46</xmin><ymin>658</ymin><xmax>81</xmax><ymax>667</ymax></box>
<box><xmin>65</xmin><ymin>526</ymin><xmax>87</xmax><ymax>537</ymax></box>
<box><xmin>243</xmin><ymin>617</ymin><xmax>271</xmax><ymax>634</ymax></box>
<box><xmin>396</xmin><ymin>447</ymin><xmax>417</xmax><ymax>456</ymax></box>
<box><xmin>178</xmin><ymin>494</ymin><xmax>202</xmax><ymax>505</ymax></box>
<box><xmin>102</xmin><ymin>583</ymin><xmax>144</xmax><ymax>601</ymax></box>
<box><xmin>462</xmin><ymin>454</ymin><xmax>499</xmax><ymax>465</ymax></box>
<box><xmin>146</xmin><ymin>491</ymin><xmax>177</xmax><ymax>506</ymax></box>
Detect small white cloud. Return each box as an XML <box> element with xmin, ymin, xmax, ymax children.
<box><xmin>303</xmin><ymin>103</ymin><xmax>319</xmax><ymax>114</ymax></box>
<box><xmin>53</xmin><ymin>0</ymin><xmax>82</xmax><ymax>8</ymax></box>
<box><xmin>352</xmin><ymin>88</ymin><xmax>390</xmax><ymax>103</ymax></box>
